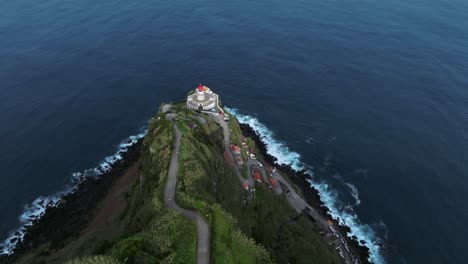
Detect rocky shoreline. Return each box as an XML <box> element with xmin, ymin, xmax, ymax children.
<box><xmin>0</xmin><ymin>139</ymin><xmax>143</xmax><ymax>264</ymax></box>
<box><xmin>239</xmin><ymin>123</ymin><xmax>371</xmax><ymax>264</ymax></box>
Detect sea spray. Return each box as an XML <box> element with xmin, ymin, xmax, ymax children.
<box><xmin>226</xmin><ymin>107</ymin><xmax>385</xmax><ymax>264</ymax></box>
<box><xmin>0</xmin><ymin>129</ymin><xmax>147</xmax><ymax>256</ymax></box>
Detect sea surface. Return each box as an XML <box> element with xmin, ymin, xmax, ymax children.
<box><xmin>1</xmin><ymin>0</ymin><xmax>468</xmax><ymax>263</ymax></box>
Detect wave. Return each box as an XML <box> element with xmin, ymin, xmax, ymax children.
<box><xmin>0</xmin><ymin>129</ymin><xmax>147</xmax><ymax>256</ymax></box>
<box><xmin>226</xmin><ymin>107</ymin><xmax>385</xmax><ymax>264</ymax></box>
<box><xmin>333</xmin><ymin>173</ymin><xmax>361</xmax><ymax>207</ymax></box>
<box><xmin>345</xmin><ymin>183</ymin><xmax>361</xmax><ymax>207</ymax></box>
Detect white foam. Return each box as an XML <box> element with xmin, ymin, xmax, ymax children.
<box><xmin>331</xmin><ymin>173</ymin><xmax>361</xmax><ymax>208</ymax></box>
<box><xmin>226</xmin><ymin>107</ymin><xmax>385</xmax><ymax>264</ymax></box>
<box><xmin>0</xmin><ymin>129</ymin><xmax>147</xmax><ymax>256</ymax></box>
<box><xmin>345</xmin><ymin>182</ymin><xmax>361</xmax><ymax>206</ymax></box>
<box><xmin>227</xmin><ymin>108</ymin><xmax>304</xmax><ymax>171</ymax></box>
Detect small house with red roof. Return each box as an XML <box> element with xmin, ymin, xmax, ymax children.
<box><xmin>252</xmin><ymin>167</ymin><xmax>262</xmax><ymax>183</ymax></box>
<box><xmin>230</xmin><ymin>144</ymin><xmax>241</xmax><ymax>154</ymax></box>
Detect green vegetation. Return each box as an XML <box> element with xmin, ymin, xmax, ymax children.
<box><xmin>53</xmin><ymin>103</ymin><xmax>340</xmax><ymax>264</ymax></box>
<box><xmin>237</xmin><ymin>186</ymin><xmax>340</xmax><ymax>264</ymax></box>
<box><xmin>63</xmin><ymin>110</ymin><xmax>197</xmax><ymax>264</ymax></box>
<box><xmin>225</xmin><ymin>111</ymin><xmax>244</xmax><ymax>148</ymax></box>
<box><xmin>65</xmin><ymin>255</ymin><xmax>121</xmax><ymax>264</ymax></box>
<box><xmin>212</xmin><ymin>205</ymin><xmax>271</xmax><ymax>264</ymax></box>
<box><xmin>110</xmin><ymin>113</ymin><xmax>197</xmax><ymax>264</ymax></box>
<box><xmin>175</xmin><ymin>108</ymin><xmax>341</xmax><ymax>264</ymax></box>
<box><xmin>174</xmin><ymin>109</ymin><xmax>272</xmax><ymax>263</ymax></box>
<box><xmin>241</xmin><ymin>164</ymin><xmax>248</xmax><ymax>179</ymax></box>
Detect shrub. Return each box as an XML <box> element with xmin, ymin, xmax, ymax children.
<box><xmin>111</xmin><ymin>236</ymin><xmax>145</xmax><ymax>263</ymax></box>
<box><xmin>65</xmin><ymin>255</ymin><xmax>121</xmax><ymax>264</ymax></box>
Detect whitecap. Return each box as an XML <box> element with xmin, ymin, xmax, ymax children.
<box><xmin>345</xmin><ymin>183</ymin><xmax>361</xmax><ymax>206</ymax></box>
<box><xmin>226</xmin><ymin>107</ymin><xmax>385</xmax><ymax>264</ymax></box>
<box><xmin>305</xmin><ymin>137</ymin><xmax>316</xmax><ymax>144</ymax></box>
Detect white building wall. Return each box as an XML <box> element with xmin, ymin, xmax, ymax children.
<box><xmin>186</xmin><ymin>88</ymin><xmax>218</xmax><ymax>110</ymax></box>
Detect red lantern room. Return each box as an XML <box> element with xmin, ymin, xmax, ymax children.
<box><xmin>197</xmin><ymin>84</ymin><xmax>204</xmax><ymax>92</ymax></box>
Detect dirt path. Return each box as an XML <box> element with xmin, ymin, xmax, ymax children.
<box><xmin>164</xmin><ymin>120</ymin><xmax>210</xmax><ymax>264</ymax></box>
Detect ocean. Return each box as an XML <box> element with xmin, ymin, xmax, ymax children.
<box><xmin>1</xmin><ymin>0</ymin><xmax>467</xmax><ymax>263</ymax></box>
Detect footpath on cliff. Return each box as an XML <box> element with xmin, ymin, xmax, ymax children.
<box><xmin>164</xmin><ymin>113</ymin><xmax>210</xmax><ymax>264</ymax></box>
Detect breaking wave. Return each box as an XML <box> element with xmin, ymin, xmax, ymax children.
<box><xmin>226</xmin><ymin>107</ymin><xmax>385</xmax><ymax>264</ymax></box>
<box><xmin>333</xmin><ymin>173</ymin><xmax>361</xmax><ymax>207</ymax></box>
<box><xmin>0</xmin><ymin>129</ymin><xmax>147</xmax><ymax>256</ymax></box>
<box><xmin>345</xmin><ymin>182</ymin><xmax>361</xmax><ymax>206</ymax></box>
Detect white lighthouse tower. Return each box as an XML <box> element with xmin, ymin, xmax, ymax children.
<box><xmin>186</xmin><ymin>83</ymin><xmax>218</xmax><ymax>110</ymax></box>
<box><xmin>196</xmin><ymin>84</ymin><xmax>205</xmax><ymax>101</ymax></box>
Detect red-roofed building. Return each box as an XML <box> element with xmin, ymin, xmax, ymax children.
<box><xmin>268</xmin><ymin>177</ymin><xmax>277</xmax><ymax>188</ymax></box>
<box><xmin>230</xmin><ymin>144</ymin><xmax>241</xmax><ymax>154</ymax></box>
<box><xmin>252</xmin><ymin>167</ymin><xmax>262</xmax><ymax>183</ymax></box>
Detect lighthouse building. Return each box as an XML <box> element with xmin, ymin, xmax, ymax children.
<box><xmin>186</xmin><ymin>84</ymin><xmax>218</xmax><ymax>110</ymax></box>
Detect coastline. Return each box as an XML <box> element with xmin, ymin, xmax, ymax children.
<box><xmin>238</xmin><ymin>123</ymin><xmax>372</xmax><ymax>264</ymax></box>
<box><xmin>0</xmin><ymin>138</ymin><xmax>143</xmax><ymax>264</ymax></box>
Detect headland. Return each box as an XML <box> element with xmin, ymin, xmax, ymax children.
<box><xmin>1</xmin><ymin>85</ymin><xmax>371</xmax><ymax>264</ymax></box>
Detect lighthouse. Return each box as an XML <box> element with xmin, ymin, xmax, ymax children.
<box><xmin>196</xmin><ymin>84</ymin><xmax>205</xmax><ymax>101</ymax></box>
<box><xmin>186</xmin><ymin>84</ymin><xmax>218</xmax><ymax>110</ymax></box>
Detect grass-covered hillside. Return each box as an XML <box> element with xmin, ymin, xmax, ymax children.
<box><xmin>169</xmin><ymin>103</ymin><xmax>341</xmax><ymax>264</ymax></box>
<box><xmin>32</xmin><ymin>103</ymin><xmax>340</xmax><ymax>264</ymax></box>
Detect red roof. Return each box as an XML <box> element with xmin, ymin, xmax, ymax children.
<box><xmin>197</xmin><ymin>84</ymin><xmax>203</xmax><ymax>92</ymax></box>
<box><xmin>268</xmin><ymin>178</ymin><xmax>277</xmax><ymax>187</ymax></box>
<box><xmin>252</xmin><ymin>168</ymin><xmax>262</xmax><ymax>181</ymax></box>
<box><xmin>230</xmin><ymin>144</ymin><xmax>241</xmax><ymax>153</ymax></box>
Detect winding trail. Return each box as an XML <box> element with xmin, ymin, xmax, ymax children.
<box><xmin>164</xmin><ymin>120</ymin><xmax>210</xmax><ymax>264</ymax></box>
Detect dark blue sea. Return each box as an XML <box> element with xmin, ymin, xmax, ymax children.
<box><xmin>1</xmin><ymin>0</ymin><xmax>467</xmax><ymax>263</ymax></box>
